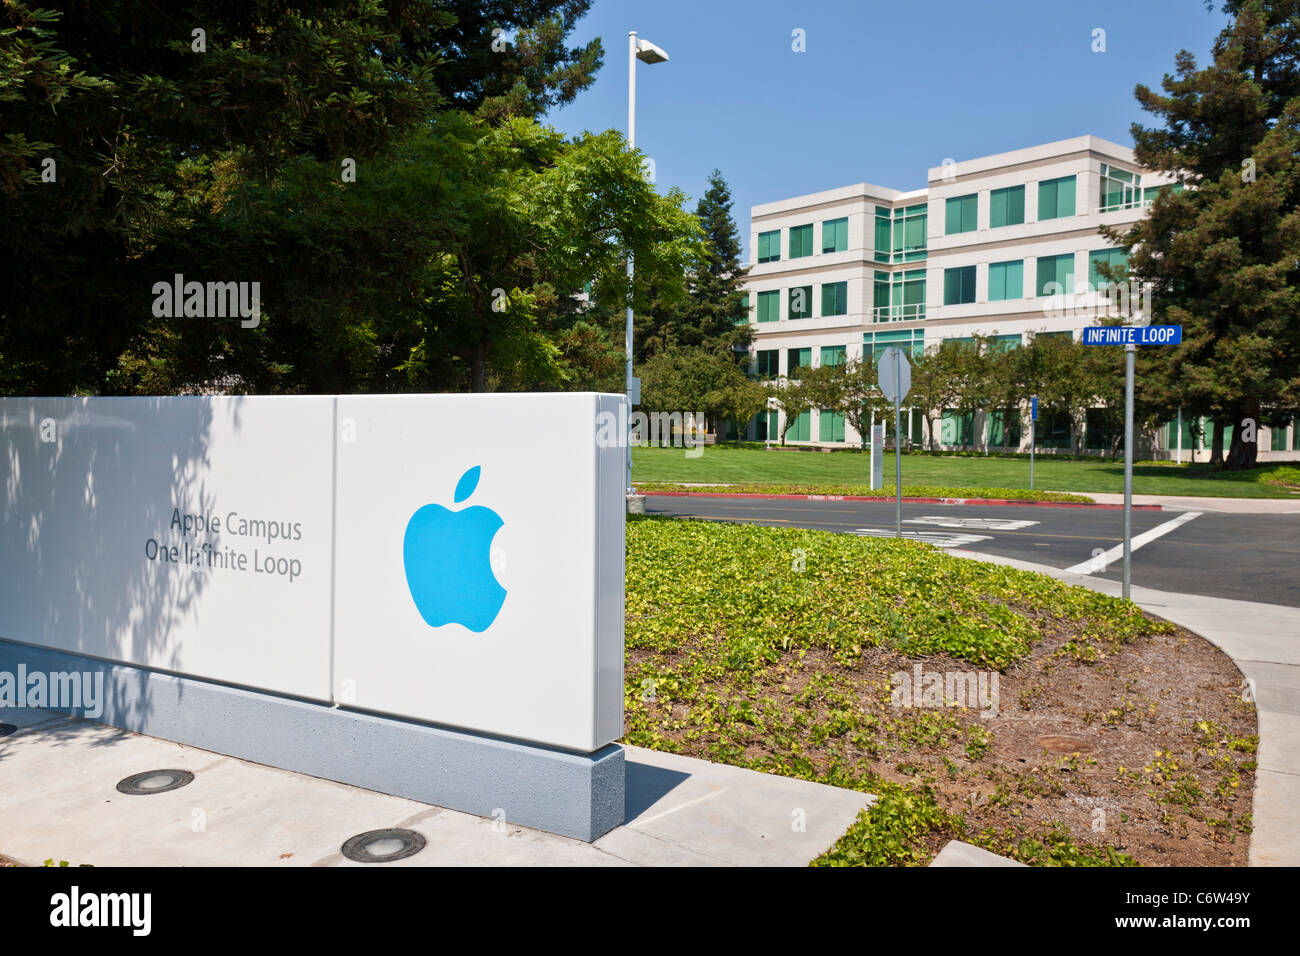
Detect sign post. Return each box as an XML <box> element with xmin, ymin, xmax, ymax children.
<box><xmin>878</xmin><ymin>347</ymin><xmax>912</xmax><ymax>539</ymax></box>
<box><xmin>1082</xmin><ymin>324</ymin><xmax>1182</xmax><ymax>600</ymax></box>
<box><xmin>1029</xmin><ymin>394</ymin><xmax>1038</xmax><ymax>491</ymax></box>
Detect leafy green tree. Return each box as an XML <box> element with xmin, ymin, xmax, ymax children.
<box><xmin>908</xmin><ymin>343</ymin><xmax>963</xmax><ymax>451</ymax></box>
<box><xmin>1108</xmin><ymin>0</ymin><xmax>1300</xmax><ymax>468</ymax></box>
<box><xmin>639</xmin><ymin>346</ymin><xmax>737</xmax><ymax>425</ymax></box>
<box><xmin>705</xmin><ymin>377</ymin><xmax>770</xmax><ymax>444</ymax></box>
<box><xmin>824</xmin><ymin>358</ymin><xmax>887</xmax><ymax>451</ymax></box>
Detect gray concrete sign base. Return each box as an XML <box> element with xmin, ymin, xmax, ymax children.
<box><xmin>0</xmin><ymin>638</ymin><xmax>623</xmax><ymax>842</ymax></box>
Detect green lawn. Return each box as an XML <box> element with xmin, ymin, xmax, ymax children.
<box><xmin>632</xmin><ymin>446</ymin><xmax>1300</xmax><ymax>498</ymax></box>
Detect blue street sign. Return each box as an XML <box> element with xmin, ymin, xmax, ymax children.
<box><xmin>1081</xmin><ymin>325</ymin><xmax>1182</xmax><ymax>346</ymax></box>
<box><xmin>1031</xmin><ymin>395</ymin><xmax>1038</xmax><ymax>422</ymax></box>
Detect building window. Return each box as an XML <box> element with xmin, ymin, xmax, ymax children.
<box><xmin>757</xmin><ymin>230</ymin><xmax>781</xmax><ymax>263</ymax></box>
<box><xmin>943</xmin><ymin>265</ymin><xmax>977</xmax><ymax>305</ymax></box>
<box><xmin>734</xmin><ymin>293</ymin><xmax>751</xmax><ymax>325</ymax></box>
<box><xmin>945</xmin><ymin>194</ymin><xmax>978</xmax><ymax>234</ymax></box>
<box><xmin>755</xmin><ymin>349</ymin><xmax>779</xmax><ymax>379</ymax></box>
<box><xmin>1038</xmin><ymin>175</ymin><xmax>1076</xmax><ymax>220</ymax></box>
<box><xmin>820</xmin><ymin>345</ymin><xmax>847</xmax><ymax>367</ymax></box>
<box><xmin>1143</xmin><ymin>182</ymin><xmax>1184</xmax><ymax>205</ymax></box>
<box><xmin>872</xmin><ymin>270</ymin><xmax>925</xmax><ymax>322</ymax></box>
<box><xmin>787</xmin><ymin>347</ymin><xmax>812</xmax><ymax>377</ymax></box>
<box><xmin>987</xmin><ymin>259</ymin><xmax>1024</xmax><ymax>302</ymax></box>
<box><xmin>989</xmin><ymin>185</ymin><xmax>1025</xmax><ymax>228</ymax></box>
<box><xmin>818</xmin><ymin>410</ymin><xmax>846</xmax><ymax>442</ymax></box>
<box><xmin>786</xmin><ymin>410</ymin><xmax>811</xmax><ymax>441</ymax></box>
<box><xmin>987</xmin><ymin>333</ymin><xmax>1022</xmax><ymax>352</ymax></box>
<box><xmin>789</xmin><ymin>224</ymin><xmax>814</xmax><ymax>259</ymax></box>
<box><xmin>822</xmin><ymin>217</ymin><xmax>848</xmax><ymax>253</ymax></box>
<box><xmin>1100</xmin><ymin>163</ymin><xmax>1141</xmax><ymax>211</ymax></box>
<box><xmin>789</xmin><ymin>285</ymin><xmax>813</xmax><ymax>319</ymax></box>
<box><xmin>864</xmin><ymin>328</ymin><xmax>924</xmax><ymax>365</ymax></box>
<box><xmin>1036</xmin><ymin>253</ymin><xmax>1076</xmax><ymax>296</ymax></box>
<box><xmin>873</xmin><ymin>207</ymin><xmax>892</xmax><ymax>263</ymax></box>
<box><xmin>1088</xmin><ymin>248</ymin><xmax>1129</xmax><ymax>289</ymax></box>
<box><xmin>757</xmin><ymin>289</ymin><xmax>781</xmax><ymax>322</ymax></box>
<box><xmin>821</xmin><ymin>281</ymin><xmax>848</xmax><ymax>317</ymax></box>
<box><xmin>893</xmin><ymin>205</ymin><xmax>927</xmax><ymax>262</ymax></box>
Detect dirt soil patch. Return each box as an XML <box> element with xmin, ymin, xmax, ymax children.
<box><xmin>627</xmin><ymin>613</ymin><xmax>1257</xmax><ymax>866</ymax></box>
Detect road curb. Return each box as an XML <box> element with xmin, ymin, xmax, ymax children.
<box><xmin>640</xmin><ymin>491</ymin><xmax>1163</xmax><ymax>511</ymax></box>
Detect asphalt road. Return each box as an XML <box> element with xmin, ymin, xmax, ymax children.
<box><xmin>644</xmin><ymin>495</ymin><xmax>1300</xmax><ymax>608</ymax></box>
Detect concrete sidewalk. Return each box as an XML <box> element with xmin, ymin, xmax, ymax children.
<box><xmin>949</xmin><ymin>548</ymin><xmax>1300</xmax><ymax>866</ymax></box>
<box><xmin>1064</xmin><ymin>492</ymin><xmax>1300</xmax><ymax>513</ymax></box>
<box><xmin>0</xmin><ymin>711</ymin><xmax>872</xmax><ymax>867</ymax></box>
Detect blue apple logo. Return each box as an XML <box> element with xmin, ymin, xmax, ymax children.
<box><xmin>403</xmin><ymin>465</ymin><xmax>507</xmax><ymax>632</ymax></box>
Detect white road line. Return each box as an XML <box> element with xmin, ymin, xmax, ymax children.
<box><xmin>852</xmin><ymin>529</ymin><xmax>993</xmax><ymax>548</ymax></box>
<box><xmin>1065</xmin><ymin>511</ymin><xmax>1203</xmax><ymax>574</ymax></box>
<box><xmin>905</xmin><ymin>516</ymin><xmax>1040</xmax><ymax>531</ymax></box>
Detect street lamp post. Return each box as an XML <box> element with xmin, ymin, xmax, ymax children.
<box><xmin>625</xmin><ymin>31</ymin><xmax>669</xmax><ymax>499</ymax></box>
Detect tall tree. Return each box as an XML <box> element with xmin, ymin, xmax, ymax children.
<box><xmin>1107</xmin><ymin>0</ymin><xmax>1300</xmax><ymax>468</ymax></box>
<box><xmin>677</xmin><ymin>169</ymin><xmax>752</xmax><ymax>360</ymax></box>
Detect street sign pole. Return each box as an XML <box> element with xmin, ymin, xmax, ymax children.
<box><xmin>1123</xmin><ymin>343</ymin><xmax>1135</xmax><ymax>600</ymax></box>
<box><xmin>1029</xmin><ymin>394</ymin><xmax>1037</xmax><ymax>491</ymax></box>
<box><xmin>877</xmin><ymin>346</ymin><xmax>911</xmax><ymax>540</ymax></box>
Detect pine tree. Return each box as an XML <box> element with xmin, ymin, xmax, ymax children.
<box><xmin>677</xmin><ymin>169</ymin><xmax>752</xmax><ymax>362</ymax></box>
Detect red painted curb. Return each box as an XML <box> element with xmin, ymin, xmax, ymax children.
<box><xmin>640</xmin><ymin>490</ymin><xmax>1163</xmax><ymax>511</ymax></box>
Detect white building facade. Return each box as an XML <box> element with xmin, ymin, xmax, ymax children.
<box><xmin>741</xmin><ymin>135</ymin><xmax>1298</xmax><ymax>460</ymax></box>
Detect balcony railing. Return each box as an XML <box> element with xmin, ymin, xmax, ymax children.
<box><xmin>872</xmin><ymin>304</ymin><xmax>925</xmax><ymax>323</ymax></box>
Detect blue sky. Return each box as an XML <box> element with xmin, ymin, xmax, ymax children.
<box><xmin>548</xmin><ymin>0</ymin><xmax>1231</xmax><ymax>262</ymax></box>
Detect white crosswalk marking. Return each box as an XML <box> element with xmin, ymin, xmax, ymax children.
<box><xmin>904</xmin><ymin>516</ymin><xmax>1040</xmax><ymax>531</ymax></box>
<box><xmin>851</xmin><ymin>528</ymin><xmax>993</xmax><ymax>548</ymax></box>
<box><xmin>1065</xmin><ymin>511</ymin><xmax>1203</xmax><ymax>574</ymax></box>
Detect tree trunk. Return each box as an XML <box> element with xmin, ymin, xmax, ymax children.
<box><xmin>1209</xmin><ymin>419</ymin><xmax>1225</xmax><ymax>465</ymax></box>
<box><xmin>469</xmin><ymin>342</ymin><xmax>489</xmax><ymax>393</ymax></box>
<box><xmin>1224</xmin><ymin>407</ymin><xmax>1260</xmax><ymax>470</ymax></box>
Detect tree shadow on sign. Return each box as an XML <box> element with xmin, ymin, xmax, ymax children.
<box><xmin>0</xmin><ymin>396</ymin><xmax>223</xmax><ymax>746</ymax></box>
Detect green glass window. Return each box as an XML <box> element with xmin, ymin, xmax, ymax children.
<box><xmin>1088</xmin><ymin>248</ymin><xmax>1128</xmax><ymax>289</ymax></box>
<box><xmin>988</xmin><ymin>333</ymin><xmax>1021</xmax><ymax>352</ymax></box>
<box><xmin>789</xmin><ymin>224</ymin><xmax>814</xmax><ymax>259</ymax></box>
<box><xmin>872</xmin><ymin>271</ymin><xmax>890</xmax><ymax>318</ymax></box>
<box><xmin>787</xmin><ymin>410</ymin><xmax>811</xmax><ymax>442</ymax></box>
<box><xmin>987</xmin><ymin>259</ymin><xmax>1024</xmax><ymax>301</ymax></box>
<box><xmin>945</xmin><ymin>194</ymin><xmax>978</xmax><ymax>234</ymax></box>
<box><xmin>989</xmin><ymin>185</ymin><xmax>1025</xmax><ymax>228</ymax></box>
<box><xmin>1271</xmin><ymin>424</ymin><xmax>1289</xmax><ymax>451</ymax></box>
<box><xmin>734</xmin><ymin>293</ymin><xmax>751</xmax><ymax>325</ymax></box>
<box><xmin>863</xmin><ymin>328</ymin><xmax>924</xmax><ymax>364</ymax></box>
<box><xmin>1143</xmin><ymin>182</ymin><xmax>1184</xmax><ymax>205</ymax></box>
<box><xmin>755</xmin><ymin>349</ymin><xmax>779</xmax><ymax>379</ymax></box>
<box><xmin>820</xmin><ymin>281</ymin><xmax>848</xmax><ymax>317</ymax></box>
<box><xmin>822</xmin><ymin>217</ymin><xmax>848</xmax><ymax>254</ymax></box>
<box><xmin>1100</xmin><ymin>164</ymin><xmax>1140</xmax><ymax>211</ymax></box>
<box><xmin>1038</xmin><ymin>175</ymin><xmax>1076</xmax><ymax>220</ymax></box>
<box><xmin>820</xmin><ymin>345</ymin><xmax>846</xmax><ymax>367</ymax></box>
<box><xmin>789</xmin><ymin>285</ymin><xmax>813</xmax><ymax>319</ymax></box>
<box><xmin>757</xmin><ymin>289</ymin><xmax>780</xmax><ymax>322</ymax></box>
<box><xmin>757</xmin><ymin>230</ymin><xmax>781</xmax><ymax>263</ymax></box>
<box><xmin>787</xmin><ymin>348</ymin><xmax>811</xmax><ymax>378</ymax></box>
<box><xmin>818</xmin><ymin>410</ymin><xmax>846</xmax><ymax>443</ymax></box>
<box><xmin>1036</xmin><ymin>253</ymin><xmax>1075</xmax><ymax>296</ymax></box>
<box><xmin>874</xmin><ymin>208</ymin><xmax>891</xmax><ymax>263</ymax></box>
<box><xmin>943</xmin><ymin>265</ymin><xmax>976</xmax><ymax>305</ymax></box>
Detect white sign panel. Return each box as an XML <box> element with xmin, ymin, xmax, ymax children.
<box><xmin>332</xmin><ymin>394</ymin><xmax>625</xmax><ymax>752</ymax></box>
<box><xmin>0</xmin><ymin>397</ymin><xmax>335</xmax><ymax>700</ymax></box>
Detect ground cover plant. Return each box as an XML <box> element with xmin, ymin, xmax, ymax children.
<box><xmin>623</xmin><ymin>516</ymin><xmax>1257</xmax><ymax>866</ymax></box>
